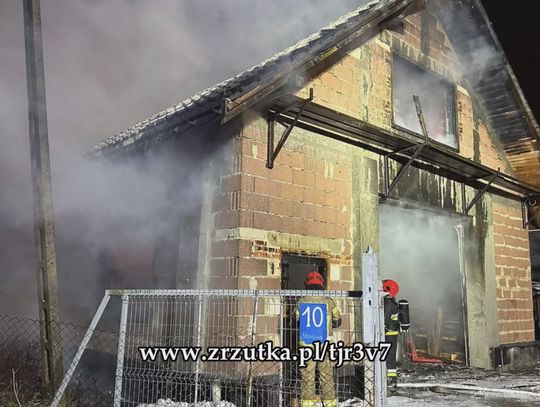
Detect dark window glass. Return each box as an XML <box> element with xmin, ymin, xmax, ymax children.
<box><xmin>392</xmin><ymin>56</ymin><xmax>457</xmax><ymax>149</ymax></box>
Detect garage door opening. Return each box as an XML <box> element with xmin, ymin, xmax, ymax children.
<box><xmin>379</xmin><ymin>203</ymin><xmax>468</xmax><ymax>365</ymax></box>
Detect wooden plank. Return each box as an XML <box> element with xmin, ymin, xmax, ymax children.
<box><xmin>429</xmin><ymin>307</ymin><xmax>444</xmax><ymax>357</ymax></box>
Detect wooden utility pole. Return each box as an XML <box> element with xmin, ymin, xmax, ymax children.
<box><xmin>22</xmin><ymin>0</ymin><xmax>63</xmax><ymax>393</ymax></box>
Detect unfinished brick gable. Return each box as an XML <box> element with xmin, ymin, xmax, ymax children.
<box><xmin>298</xmin><ymin>11</ymin><xmax>513</xmax><ymax>175</ymax></box>
<box><xmin>493</xmin><ymin>200</ymin><xmax>535</xmax><ymax>343</ymax></box>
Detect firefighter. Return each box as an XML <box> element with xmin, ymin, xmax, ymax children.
<box><xmin>382</xmin><ymin>279</ymin><xmax>410</xmax><ymax>395</ymax></box>
<box><xmin>296</xmin><ymin>271</ymin><xmax>342</xmax><ymax>407</ymax></box>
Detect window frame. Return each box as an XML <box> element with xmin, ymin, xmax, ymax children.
<box><xmin>390</xmin><ymin>53</ymin><xmax>460</xmax><ymax>152</ymax></box>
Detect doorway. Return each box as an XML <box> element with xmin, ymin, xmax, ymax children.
<box><xmin>281</xmin><ymin>253</ymin><xmax>327</xmax><ymax>290</ymax></box>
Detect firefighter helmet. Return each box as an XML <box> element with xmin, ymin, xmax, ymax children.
<box><xmin>305</xmin><ymin>271</ymin><xmax>325</xmax><ymax>288</ymax></box>
<box><xmin>383</xmin><ymin>279</ymin><xmax>399</xmax><ymax>298</ymax></box>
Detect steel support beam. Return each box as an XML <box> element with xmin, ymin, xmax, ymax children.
<box><xmin>380</xmin><ymin>94</ymin><xmax>430</xmax><ymax>199</ymax></box>
<box><xmin>463</xmin><ymin>170</ymin><xmax>500</xmax><ymax>214</ymax></box>
<box><xmin>381</xmin><ymin>142</ymin><xmax>427</xmax><ymax>199</ymax></box>
<box><xmin>413</xmin><ymin>95</ymin><xmax>430</xmax><ymax>140</ymax></box>
<box><xmin>266</xmin><ymin>89</ymin><xmax>313</xmax><ymax>169</ymax></box>
<box><xmin>221</xmin><ymin>0</ymin><xmax>422</xmax><ymax>123</ymax></box>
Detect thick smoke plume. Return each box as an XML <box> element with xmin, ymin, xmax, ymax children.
<box><xmin>0</xmin><ymin>0</ymin><xmax>366</xmax><ymax>321</ymax></box>
<box><xmin>0</xmin><ymin>0</ymin><xmax>513</xmax><ymax>324</ymax></box>
<box><xmin>379</xmin><ymin>204</ymin><xmax>468</xmax><ymax>358</ymax></box>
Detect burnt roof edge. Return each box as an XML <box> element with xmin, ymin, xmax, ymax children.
<box><xmin>471</xmin><ymin>0</ymin><xmax>540</xmax><ymax>146</ymax></box>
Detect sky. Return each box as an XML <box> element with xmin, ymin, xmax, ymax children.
<box><xmin>481</xmin><ymin>1</ymin><xmax>540</xmax><ymax>121</ymax></box>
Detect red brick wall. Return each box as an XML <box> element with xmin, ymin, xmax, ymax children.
<box><xmin>232</xmin><ymin>121</ymin><xmax>352</xmax><ymax>240</ymax></box>
<box><xmin>238</xmin><ymin>120</ymin><xmax>352</xmax><ymax>289</ymax></box>
<box><xmin>208</xmin><ymin>119</ymin><xmax>353</xmax><ymax>291</ymax></box>
<box><xmin>299</xmin><ymin>53</ymin><xmax>363</xmax><ymax>122</ymax></box>
<box><xmin>493</xmin><ymin>201</ymin><xmax>535</xmax><ymax>343</ymax></box>
<box><xmin>478</xmin><ymin>122</ymin><xmax>506</xmax><ymax>171</ymax></box>
<box><xmin>457</xmin><ymin>89</ymin><xmax>474</xmax><ymax>160</ymax></box>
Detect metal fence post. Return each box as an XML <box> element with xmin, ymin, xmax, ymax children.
<box><xmin>376</xmin><ymin>280</ymin><xmax>387</xmax><ymax>407</ymax></box>
<box><xmin>49</xmin><ymin>292</ymin><xmax>111</xmax><ymax>407</ymax></box>
<box><xmin>113</xmin><ymin>294</ymin><xmax>130</xmax><ymax>407</ymax></box>
<box><xmin>279</xmin><ymin>296</ymin><xmax>284</xmax><ymax>407</ymax></box>
<box><xmin>362</xmin><ymin>248</ymin><xmax>387</xmax><ymax>407</ymax></box>
<box><xmin>247</xmin><ymin>291</ymin><xmax>260</xmax><ymax>407</ymax></box>
<box><xmin>194</xmin><ymin>294</ymin><xmax>203</xmax><ymax>403</ymax></box>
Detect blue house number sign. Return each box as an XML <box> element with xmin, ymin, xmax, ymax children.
<box><xmin>299</xmin><ymin>303</ymin><xmax>328</xmax><ymax>344</ymax></box>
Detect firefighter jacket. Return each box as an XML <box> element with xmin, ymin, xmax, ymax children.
<box><xmin>384</xmin><ymin>296</ymin><xmax>400</xmax><ymax>336</ymax></box>
<box><xmin>295</xmin><ymin>296</ymin><xmax>342</xmax><ymax>347</ymax></box>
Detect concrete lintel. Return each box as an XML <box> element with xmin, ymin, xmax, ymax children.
<box><xmin>214</xmin><ymin>227</ymin><xmax>348</xmax><ymax>255</ymax></box>
<box><xmin>214</xmin><ymin>227</ymin><xmax>267</xmax><ymax>242</ymax></box>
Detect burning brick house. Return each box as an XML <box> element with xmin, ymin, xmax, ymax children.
<box><xmin>91</xmin><ymin>0</ymin><xmax>540</xmax><ymax>369</ymax></box>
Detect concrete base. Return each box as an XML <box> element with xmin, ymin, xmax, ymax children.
<box><xmin>491</xmin><ymin>341</ymin><xmax>540</xmax><ymax>370</ymax></box>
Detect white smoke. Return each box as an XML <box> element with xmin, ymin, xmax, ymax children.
<box><xmin>0</xmin><ymin>0</ymin><xmax>368</xmax><ymax>320</ymax></box>
<box><xmin>379</xmin><ymin>203</ymin><xmax>468</xmax><ymax>359</ymax></box>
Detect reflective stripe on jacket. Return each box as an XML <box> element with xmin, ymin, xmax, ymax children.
<box><xmin>384</xmin><ymin>296</ymin><xmax>400</xmax><ymax>334</ymax></box>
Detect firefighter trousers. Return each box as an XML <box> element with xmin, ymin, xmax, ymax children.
<box><xmin>385</xmin><ymin>333</ymin><xmax>398</xmax><ymax>384</ymax></box>
<box><xmin>300</xmin><ymin>357</ymin><xmax>337</xmax><ymax>407</ymax></box>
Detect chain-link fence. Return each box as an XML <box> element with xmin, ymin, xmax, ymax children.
<box><xmin>47</xmin><ymin>286</ymin><xmax>385</xmax><ymax>407</ymax></box>
<box><xmin>0</xmin><ymin>312</ymin><xmax>120</xmax><ymax>406</ymax></box>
